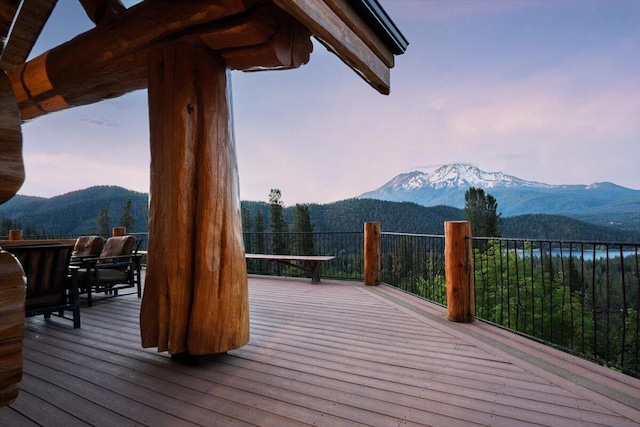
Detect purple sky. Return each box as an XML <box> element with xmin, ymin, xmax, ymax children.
<box><xmin>18</xmin><ymin>0</ymin><xmax>640</xmax><ymax>205</ymax></box>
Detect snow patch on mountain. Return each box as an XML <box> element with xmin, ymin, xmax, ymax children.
<box><xmin>383</xmin><ymin>164</ymin><xmax>552</xmax><ymax>192</ymax></box>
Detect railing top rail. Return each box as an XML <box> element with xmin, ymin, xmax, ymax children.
<box><xmin>244</xmin><ymin>231</ymin><xmax>363</xmax><ymax>235</ymax></box>
<box><xmin>382</xmin><ymin>232</ymin><xmax>444</xmax><ymax>238</ymax></box>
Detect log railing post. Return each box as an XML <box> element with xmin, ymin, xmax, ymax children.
<box><xmin>112</xmin><ymin>227</ymin><xmax>126</xmax><ymax>237</ymax></box>
<box><xmin>445</xmin><ymin>221</ymin><xmax>475</xmax><ymax>322</ymax></box>
<box><xmin>364</xmin><ymin>221</ymin><xmax>381</xmax><ymax>286</ymax></box>
<box><xmin>8</xmin><ymin>229</ymin><xmax>22</xmax><ymax>241</ymax></box>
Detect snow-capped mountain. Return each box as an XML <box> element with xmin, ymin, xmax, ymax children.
<box><xmin>381</xmin><ymin>164</ymin><xmax>552</xmax><ymax>192</ymax></box>
<box><xmin>358</xmin><ymin>164</ymin><xmax>640</xmax><ymax>228</ymax></box>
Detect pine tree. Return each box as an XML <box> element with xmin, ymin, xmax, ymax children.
<box><xmin>241</xmin><ymin>208</ymin><xmax>252</xmax><ymax>252</ymax></box>
<box><xmin>464</xmin><ymin>187</ymin><xmax>501</xmax><ymax>237</ymax></box>
<box><xmin>254</xmin><ymin>210</ymin><xmax>266</xmax><ymax>254</ymax></box>
<box><xmin>120</xmin><ymin>198</ymin><xmax>135</xmax><ymax>231</ymax></box>
<box><xmin>96</xmin><ymin>205</ymin><xmax>110</xmax><ymax>235</ymax></box>
<box><xmin>269</xmin><ymin>189</ymin><xmax>288</xmax><ymax>254</ymax></box>
<box><xmin>292</xmin><ymin>203</ymin><xmax>314</xmax><ymax>255</ymax></box>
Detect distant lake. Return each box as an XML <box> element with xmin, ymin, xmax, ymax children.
<box><xmin>549</xmin><ymin>249</ymin><xmax>637</xmax><ymax>260</ymax></box>
<box><xmin>512</xmin><ymin>248</ymin><xmax>637</xmax><ymax>260</ymax></box>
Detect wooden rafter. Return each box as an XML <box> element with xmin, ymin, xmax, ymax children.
<box><xmin>7</xmin><ymin>0</ymin><xmax>318</xmax><ymax>121</ymax></box>
<box><xmin>0</xmin><ymin>0</ymin><xmax>57</xmax><ymax>72</ymax></box>
<box><xmin>273</xmin><ymin>0</ymin><xmax>391</xmax><ymax>94</ymax></box>
<box><xmin>0</xmin><ymin>0</ymin><xmax>20</xmax><ymax>46</ymax></box>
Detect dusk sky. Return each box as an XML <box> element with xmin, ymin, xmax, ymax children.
<box><xmin>18</xmin><ymin>0</ymin><xmax>640</xmax><ymax>205</ymax></box>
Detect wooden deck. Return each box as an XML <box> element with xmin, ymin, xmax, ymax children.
<box><xmin>2</xmin><ymin>275</ymin><xmax>640</xmax><ymax>426</ymax></box>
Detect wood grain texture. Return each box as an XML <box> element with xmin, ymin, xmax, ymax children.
<box><xmin>364</xmin><ymin>221</ymin><xmax>381</xmax><ymax>286</ymax></box>
<box><xmin>324</xmin><ymin>0</ymin><xmax>394</xmax><ymax>67</ymax></box>
<box><xmin>0</xmin><ymin>250</ymin><xmax>25</xmax><ymax>407</ymax></box>
<box><xmin>445</xmin><ymin>221</ymin><xmax>475</xmax><ymax>323</ymax></box>
<box><xmin>78</xmin><ymin>0</ymin><xmax>126</xmax><ymax>24</ymax></box>
<box><xmin>2</xmin><ymin>276</ymin><xmax>639</xmax><ymax>425</ymax></box>
<box><xmin>273</xmin><ymin>0</ymin><xmax>391</xmax><ymax>94</ymax></box>
<box><xmin>0</xmin><ymin>0</ymin><xmax>57</xmax><ymax>71</ymax></box>
<box><xmin>0</xmin><ymin>71</ymin><xmax>23</xmax><ymax>204</ymax></box>
<box><xmin>8</xmin><ymin>0</ymin><xmax>256</xmax><ymax>121</ymax></box>
<box><xmin>220</xmin><ymin>10</ymin><xmax>312</xmax><ymax>71</ymax></box>
<box><xmin>141</xmin><ymin>43</ymin><xmax>249</xmax><ymax>355</ymax></box>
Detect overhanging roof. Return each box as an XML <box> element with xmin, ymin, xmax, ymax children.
<box><xmin>348</xmin><ymin>0</ymin><xmax>408</xmax><ymax>55</ymax></box>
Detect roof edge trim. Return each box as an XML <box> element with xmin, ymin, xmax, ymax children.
<box><xmin>348</xmin><ymin>0</ymin><xmax>408</xmax><ymax>55</ymax></box>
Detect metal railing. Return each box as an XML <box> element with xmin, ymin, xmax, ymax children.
<box><xmin>6</xmin><ymin>229</ymin><xmax>638</xmax><ymax>376</ymax></box>
<box><xmin>472</xmin><ymin>237</ymin><xmax>640</xmax><ymax>377</ymax></box>
<box><xmin>243</xmin><ymin>232</ymin><xmax>364</xmax><ymax>280</ymax></box>
<box><xmin>381</xmin><ymin>232</ymin><xmax>446</xmax><ymax>305</ymax></box>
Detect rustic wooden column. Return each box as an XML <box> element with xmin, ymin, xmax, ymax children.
<box><xmin>445</xmin><ymin>221</ymin><xmax>475</xmax><ymax>322</ymax></box>
<box><xmin>364</xmin><ymin>221</ymin><xmax>381</xmax><ymax>286</ymax></box>
<box><xmin>140</xmin><ymin>42</ymin><xmax>249</xmax><ymax>356</ymax></box>
<box><xmin>0</xmin><ymin>250</ymin><xmax>25</xmax><ymax>407</ymax></box>
<box><xmin>0</xmin><ymin>72</ymin><xmax>23</xmax><ymax>204</ymax></box>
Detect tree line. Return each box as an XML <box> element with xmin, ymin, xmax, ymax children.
<box><xmin>241</xmin><ymin>189</ymin><xmax>315</xmax><ymax>256</ymax></box>
<box><xmin>2</xmin><ymin>185</ymin><xmax>638</xmax><ymax>242</ymax></box>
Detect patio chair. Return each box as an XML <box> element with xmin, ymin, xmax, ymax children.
<box><xmin>77</xmin><ymin>235</ymin><xmax>142</xmax><ymax>307</ymax></box>
<box><xmin>3</xmin><ymin>243</ymin><xmax>80</xmax><ymax>328</ymax></box>
<box><xmin>70</xmin><ymin>235</ymin><xmax>103</xmax><ymax>264</ymax></box>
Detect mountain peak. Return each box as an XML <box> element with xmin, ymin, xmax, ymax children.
<box><xmin>357</xmin><ymin>164</ymin><xmax>640</xmax><ymax>225</ymax></box>
<box><xmin>377</xmin><ymin>163</ymin><xmax>551</xmax><ymax>192</ymax></box>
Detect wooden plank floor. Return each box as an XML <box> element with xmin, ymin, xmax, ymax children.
<box><xmin>2</xmin><ymin>275</ymin><xmax>640</xmax><ymax>426</ymax></box>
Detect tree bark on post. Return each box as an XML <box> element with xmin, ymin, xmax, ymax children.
<box><xmin>140</xmin><ymin>42</ymin><xmax>249</xmax><ymax>356</ymax></box>
<box><xmin>445</xmin><ymin>221</ymin><xmax>475</xmax><ymax>323</ymax></box>
<box><xmin>0</xmin><ymin>250</ymin><xmax>25</xmax><ymax>407</ymax></box>
<box><xmin>8</xmin><ymin>230</ymin><xmax>21</xmax><ymax>241</ymax></box>
<box><xmin>364</xmin><ymin>221</ymin><xmax>381</xmax><ymax>286</ymax></box>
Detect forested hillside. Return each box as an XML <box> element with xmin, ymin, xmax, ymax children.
<box><xmin>0</xmin><ymin>186</ymin><xmax>148</xmax><ymax>235</ymax></box>
<box><xmin>240</xmin><ymin>199</ymin><xmax>640</xmax><ymax>242</ymax></box>
<box><xmin>1</xmin><ymin>187</ymin><xmax>639</xmax><ymax>242</ymax></box>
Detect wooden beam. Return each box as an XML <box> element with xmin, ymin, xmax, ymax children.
<box><xmin>0</xmin><ymin>71</ymin><xmax>23</xmax><ymax>204</ymax></box>
<box><xmin>7</xmin><ymin>0</ymin><xmax>315</xmax><ymax>121</ymax></box>
<box><xmin>324</xmin><ymin>0</ymin><xmax>393</xmax><ymax>68</ymax></box>
<box><xmin>78</xmin><ymin>0</ymin><xmax>125</xmax><ymax>24</ymax></box>
<box><xmin>0</xmin><ymin>0</ymin><xmax>57</xmax><ymax>72</ymax></box>
<box><xmin>220</xmin><ymin>14</ymin><xmax>312</xmax><ymax>71</ymax></box>
<box><xmin>0</xmin><ymin>0</ymin><xmax>19</xmax><ymax>45</ymax></box>
<box><xmin>272</xmin><ymin>0</ymin><xmax>391</xmax><ymax>94</ymax></box>
<box><xmin>140</xmin><ymin>43</ymin><xmax>249</xmax><ymax>355</ymax></box>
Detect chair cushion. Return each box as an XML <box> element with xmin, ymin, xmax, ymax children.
<box><xmin>72</xmin><ymin>235</ymin><xmax>103</xmax><ymax>258</ymax></box>
<box><xmin>99</xmin><ymin>235</ymin><xmax>135</xmax><ymax>259</ymax></box>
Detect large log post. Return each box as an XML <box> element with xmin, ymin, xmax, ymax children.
<box><xmin>364</xmin><ymin>221</ymin><xmax>381</xmax><ymax>286</ymax></box>
<box><xmin>0</xmin><ymin>251</ymin><xmax>25</xmax><ymax>407</ymax></box>
<box><xmin>0</xmin><ymin>72</ymin><xmax>23</xmax><ymax>204</ymax></box>
<box><xmin>444</xmin><ymin>221</ymin><xmax>475</xmax><ymax>323</ymax></box>
<box><xmin>140</xmin><ymin>42</ymin><xmax>249</xmax><ymax>356</ymax></box>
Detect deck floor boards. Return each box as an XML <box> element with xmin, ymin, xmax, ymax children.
<box><xmin>2</xmin><ymin>275</ymin><xmax>639</xmax><ymax>426</ymax></box>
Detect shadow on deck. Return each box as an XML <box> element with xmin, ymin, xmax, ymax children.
<box><xmin>2</xmin><ymin>275</ymin><xmax>639</xmax><ymax>426</ymax></box>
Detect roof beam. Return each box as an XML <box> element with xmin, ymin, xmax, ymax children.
<box><xmin>8</xmin><ymin>0</ymin><xmax>279</xmax><ymax>121</ymax></box>
<box><xmin>273</xmin><ymin>0</ymin><xmax>391</xmax><ymax>94</ymax></box>
<box><xmin>0</xmin><ymin>0</ymin><xmax>57</xmax><ymax>72</ymax></box>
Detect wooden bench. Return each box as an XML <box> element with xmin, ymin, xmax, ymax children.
<box><xmin>245</xmin><ymin>254</ymin><xmax>335</xmax><ymax>283</ymax></box>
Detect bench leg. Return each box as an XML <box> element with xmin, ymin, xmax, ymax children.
<box><xmin>309</xmin><ymin>261</ymin><xmax>321</xmax><ymax>284</ymax></box>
